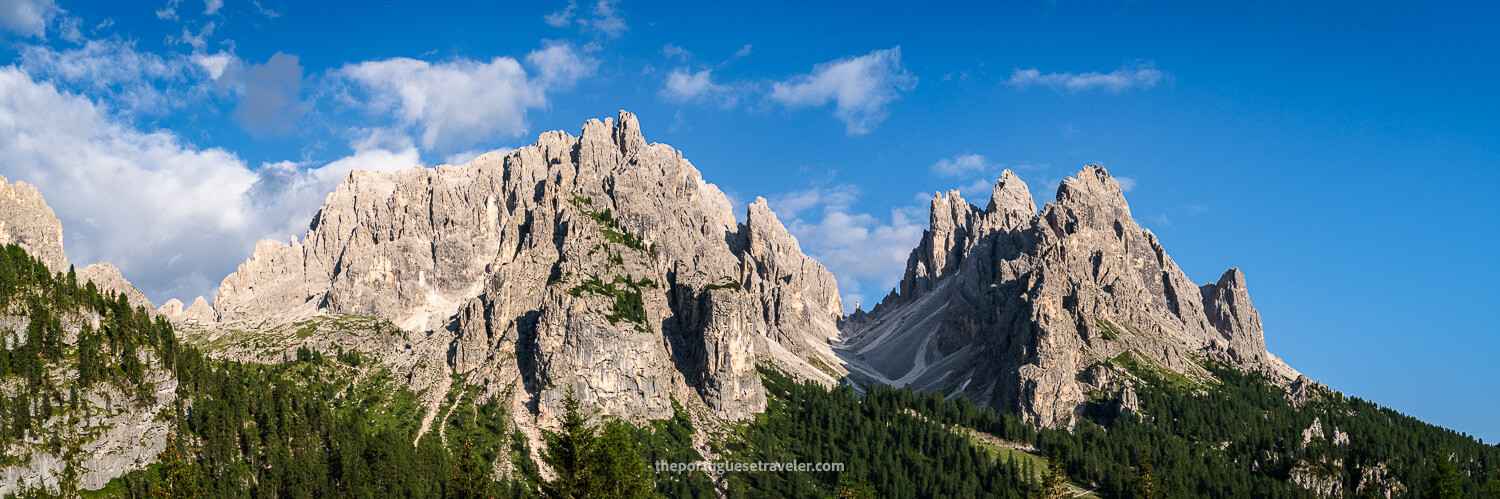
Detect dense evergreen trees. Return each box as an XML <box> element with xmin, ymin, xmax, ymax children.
<box><xmin>5</xmin><ymin>241</ymin><xmax>1500</xmax><ymax>499</ymax></box>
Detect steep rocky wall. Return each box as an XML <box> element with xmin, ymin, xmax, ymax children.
<box><xmin>841</xmin><ymin>166</ymin><xmax>1299</xmax><ymax>427</ymax></box>
<box><xmin>212</xmin><ymin>111</ymin><xmax>845</xmax><ymax>428</ymax></box>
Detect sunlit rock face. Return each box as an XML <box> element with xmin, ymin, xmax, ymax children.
<box><xmin>839</xmin><ymin>166</ymin><xmax>1298</xmax><ymax>428</ymax></box>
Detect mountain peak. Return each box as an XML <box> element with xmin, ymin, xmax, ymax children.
<box><xmin>843</xmin><ymin>165</ymin><xmax>1297</xmax><ymax>427</ymax></box>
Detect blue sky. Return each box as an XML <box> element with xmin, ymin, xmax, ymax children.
<box><xmin>0</xmin><ymin>0</ymin><xmax>1496</xmax><ymax>442</ymax></box>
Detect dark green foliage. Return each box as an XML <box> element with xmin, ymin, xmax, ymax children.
<box><xmin>539</xmin><ymin>390</ymin><xmax>655</xmax><ymax>499</ymax></box>
<box><xmin>569</xmin><ymin>196</ymin><xmax>650</xmax><ymax>254</ymax></box>
<box><xmin>1093</xmin><ymin>316</ymin><xmax>1121</xmax><ymax>341</ymax></box>
<box><xmin>625</xmin><ymin>399</ymin><xmax>716</xmax><ymax>498</ymax></box>
<box><xmin>566</xmin><ymin>275</ymin><xmax>656</xmax><ymax>332</ymax></box>
<box><xmin>1426</xmin><ymin>454</ymin><xmax>1463</xmax><ymax>499</ymax></box>
<box><xmin>724</xmin><ymin>367</ymin><xmax>1031</xmax><ymax>498</ymax></box>
<box><xmin>704</xmin><ymin>278</ymin><xmax>743</xmax><ymax>292</ymax></box>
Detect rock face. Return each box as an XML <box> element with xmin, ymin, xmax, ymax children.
<box><xmin>839</xmin><ymin>166</ymin><xmax>1298</xmax><ymax>427</ymax></box>
<box><xmin>78</xmin><ymin>262</ymin><xmax>155</xmax><ymax>311</ymax></box>
<box><xmin>0</xmin><ymin>174</ymin><xmax>68</xmax><ymax>273</ymax></box>
<box><xmin>212</xmin><ymin>111</ymin><xmax>845</xmax><ymax>426</ymax></box>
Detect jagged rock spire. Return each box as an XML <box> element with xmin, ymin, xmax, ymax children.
<box><xmin>842</xmin><ymin>164</ymin><xmax>1297</xmax><ymax>428</ymax></box>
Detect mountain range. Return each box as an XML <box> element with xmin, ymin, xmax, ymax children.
<box><xmin>1</xmin><ymin>112</ymin><xmax>1494</xmax><ymax>497</ymax></box>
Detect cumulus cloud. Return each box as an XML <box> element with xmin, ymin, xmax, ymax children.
<box><xmin>932</xmin><ymin>153</ymin><xmax>987</xmax><ymax>177</ymax></box>
<box><xmin>339</xmin><ymin>43</ymin><xmax>594</xmax><ymax>152</ymax></box>
<box><xmin>237</xmin><ymin>52</ymin><xmax>305</xmax><ymax>135</ymax></box>
<box><xmin>1115</xmin><ymin>176</ymin><xmax>1136</xmax><ymax>192</ymax></box>
<box><xmin>341</xmin><ymin>58</ymin><xmax>536</xmax><ymax>152</ymax></box>
<box><xmin>0</xmin><ymin>67</ymin><xmax>420</xmax><ymax>305</ymax></box>
<box><xmin>661</xmin><ymin>68</ymin><xmax>737</xmax><ymax>107</ymax></box>
<box><xmin>203</xmin><ymin>0</ymin><xmax>222</xmax><ymax>15</ymax></box>
<box><xmin>769</xmin><ymin>47</ymin><xmax>916</xmax><ymax>135</ymax></box>
<box><xmin>0</xmin><ymin>0</ymin><xmax>58</xmax><ymax>38</ymax></box>
<box><xmin>1007</xmin><ymin>62</ymin><xmax>1166</xmax><ymax>93</ymax></box>
<box><xmin>768</xmin><ymin>185</ymin><xmax>924</xmax><ymax>312</ymax></box>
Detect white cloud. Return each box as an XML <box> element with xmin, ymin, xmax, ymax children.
<box><xmin>733</xmin><ymin>44</ymin><xmax>752</xmax><ymax>58</ymax></box>
<box><xmin>0</xmin><ymin>67</ymin><xmax>421</xmax><ymax>305</ymax></box>
<box><xmin>1116</xmin><ymin>176</ymin><xmax>1136</xmax><ymax>192</ymax></box>
<box><xmin>171</xmin><ymin>21</ymin><xmax>216</xmax><ymax>52</ymax></box>
<box><xmin>524</xmin><ymin>41</ymin><xmax>597</xmax><ymax>89</ymax></box>
<box><xmin>155</xmin><ymin>0</ymin><xmax>179</xmax><ymax>21</ymax></box>
<box><xmin>661</xmin><ymin>43</ymin><xmax>690</xmax><ymax>61</ymax></box>
<box><xmin>203</xmin><ymin>0</ymin><xmax>222</xmax><ymax>15</ymax></box>
<box><xmin>340</xmin><ymin>56</ymin><xmax>542</xmax><ymax>152</ymax></box>
<box><xmin>768</xmin><ymin>185</ymin><xmax>924</xmax><ymax>312</ymax></box>
<box><xmin>585</xmin><ymin>0</ymin><xmax>626</xmax><ymax>38</ymax></box>
<box><xmin>20</xmin><ymin>38</ymin><xmax>208</xmax><ymax>114</ymax></box>
<box><xmin>543</xmin><ymin>0</ymin><xmax>576</xmax><ymax>27</ymax></box>
<box><xmin>769</xmin><ymin>47</ymin><xmax>916</xmax><ymax>135</ymax></box>
<box><xmin>932</xmin><ymin>153</ymin><xmax>987</xmax><ymax>177</ymax></box>
<box><xmin>1007</xmin><ymin>63</ymin><xmax>1166</xmax><ymax>93</ymax></box>
<box><xmin>661</xmin><ymin>68</ymin><xmax>737</xmax><ymax>107</ymax></box>
<box><xmin>0</xmin><ymin>0</ymin><xmax>58</xmax><ymax>38</ymax></box>
<box><xmin>193</xmin><ymin>51</ymin><xmax>234</xmax><ymax>81</ymax></box>
<box><xmin>252</xmin><ymin>1</ymin><xmax>279</xmax><ymax>18</ymax></box>
<box><xmin>544</xmin><ymin>0</ymin><xmax>626</xmax><ymax>38</ymax></box>
<box><xmin>339</xmin><ymin>44</ymin><xmax>594</xmax><ymax>152</ymax></box>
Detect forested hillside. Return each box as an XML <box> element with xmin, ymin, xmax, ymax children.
<box><xmin>4</xmin><ymin>241</ymin><xmax>1498</xmax><ymax>498</ymax></box>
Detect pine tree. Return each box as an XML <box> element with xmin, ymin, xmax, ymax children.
<box><xmin>834</xmin><ymin>470</ymin><xmax>877</xmax><ymax>498</ymax></box>
<box><xmin>1133</xmin><ymin>450</ymin><xmax>1161</xmax><ymax>499</ymax></box>
<box><xmin>153</xmin><ymin>433</ymin><xmax>200</xmax><ymax>498</ymax></box>
<box><xmin>1035</xmin><ymin>449</ymin><xmax>1069</xmax><ymax>499</ymax></box>
<box><xmin>1482</xmin><ymin>470</ymin><xmax>1500</xmax><ymax>499</ymax></box>
<box><xmin>1427</xmin><ymin>453</ymin><xmax>1464</xmax><ymax>499</ymax></box>
<box><xmin>589</xmin><ymin>420</ymin><xmax>653</xmax><ymax>499</ymax></box>
<box><xmin>542</xmin><ymin>389</ymin><xmax>597</xmax><ymax>499</ymax></box>
<box><xmin>450</xmin><ymin>436</ymin><xmax>492</xmax><ymax>498</ymax></box>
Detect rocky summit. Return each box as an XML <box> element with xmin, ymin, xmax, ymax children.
<box><xmin>208</xmin><ymin>111</ymin><xmax>845</xmax><ymax>432</ymax></box>
<box><xmin>0</xmin><ymin>174</ymin><xmax>68</xmax><ymax>274</ymax></box>
<box><xmin>838</xmin><ymin>166</ymin><xmax>1300</xmax><ymax>427</ymax></box>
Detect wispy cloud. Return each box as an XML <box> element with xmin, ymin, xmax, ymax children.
<box><xmin>543</xmin><ymin>0</ymin><xmax>627</xmax><ymax>38</ymax></box>
<box><xmin>769</xmin><ymin>47</ymin><xmax>916</xmax><ymax>135</ymax></box>
<box><xmin>1008</xmin><ymin>62</ymin><xmax>1166</xmax><ymax>93</ymax></box>
<box><xmin>661</xmin><ymin>68</ymin><xmax>738</xmax><ymax>107</ymax></box>
<box><xmin>932</xmin><ymin>154</ymin><xmax>988</xmax><ymax>177</ymax></box>
<box><xmin>661</xmin><ymin>42</ymin><xmax>690</xmax><ymax>61</ymax></box>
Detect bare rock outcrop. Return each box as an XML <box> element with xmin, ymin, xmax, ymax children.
<box><xmin>212</xmin><ymin>111</ymin><xmax>844</xmax><ymax>429</ymax></box>
<box><xmin>0</xmin><ymin>174</ymin><xmax>68</xmax><ymax>273</ymax></box>
<box><xmin>840</xmin><ymin>165</ymin><xmax>1299</xmax><ymax>427</ymax></box>
<box><xmin>78</xmin><ymin>262</ymin><xmax>155</xmax><ymax>312</ymax></box>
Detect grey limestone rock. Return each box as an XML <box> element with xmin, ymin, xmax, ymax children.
<box><xmin>78</xmin><ymin>262</ymin><xmax>155</xmax><ymax>312</ymax></box>
<box><xmin>211</xmin><ymin>111</ymin><xmax>845</xmax><ymax>429</ymax></box>
<box><xmin>0</xmin><ymin>174</ymin><xmax>68</xmax><ymax>273</ymax></box>
<box><xmin>840</xmin><ymin>165</ymin><xmax>1300</xmax><ymax>427</ymax></box>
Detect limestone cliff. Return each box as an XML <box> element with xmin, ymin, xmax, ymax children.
<box><xmin>0</xmin><ymin>174</ymin><xmax>67</xmax><ymax>273</ymax></box>
<box><xmin>839</xmin><ymin>166</ymin><xmax>1298</xmax><ymax>427</ymax></box>
<box><xmin>211</xmin><ymin>111</ymin><xmax>845</xmax><ymax>430</ymax></box>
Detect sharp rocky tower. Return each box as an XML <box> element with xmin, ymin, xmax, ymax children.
<box><xmin>210</xmin><ymin>111</ymin><xmax>846</xmax><ymax>429</ymax></box>
<box><xmin>838</xmin><ymin>166</ymin><xmax>1300</xmax><ymax>427</ymax></box>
